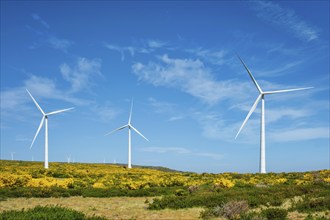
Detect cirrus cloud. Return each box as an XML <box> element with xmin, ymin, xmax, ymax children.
<box><xmin>251</xmin><ymin>1</ymin><xmax>319</xmax><ymax>42</ymax></box>
<box><xmin>132</xmin><ymin>54</ymin><xmax>248</xmax><ymax>105</ymax></box>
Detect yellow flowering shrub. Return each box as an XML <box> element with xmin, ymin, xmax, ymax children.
<box><xmin>0</xmin><ymin>173</ymin><xmax>32</xmax><ymax>187</ymax></box>
<box><xmin>93</xmin><ymin>182</ymin><xmax>106</xmax><ymax>189</ymax></box>
<box><xmin>26</xmin><ymin>177</ymin><xmax>74</xmax><ymax>188</ymax></box>
<box><xmin>0</xmin><ymin>160</ymin><xmax>327</xmax><ymax>191</ymax></box>
<box><xmin>274</xmin><ymin>178</ymin><xmax>287</xmax><ymax>184</ymax></box>
<box><xmin>213</xmin><ymin>178</ymin><xmax>235</xmax><ymax>188</ymax></box>
<box><xmin>323</xmin><ymin>177</ymin><xmax>330</xmax><ymax>183</ymax></box>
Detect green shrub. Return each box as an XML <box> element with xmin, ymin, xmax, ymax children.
<box><xmin>304</xmin><ymin>214</ymin><xmax>329</xmax><ymax>220</ymax></box>
<box><xmin>200</xmin><ymin>206</ymin><xmax>223</xmax><ymax>220</ymax></box>
<box><xmin>148</xmin><ymin>194</ymin><xmax>226</xmax><ymax>210</ymax></box>
<box><xmin>0</xmin><ymin>186</ymin><xmax>184</xmax><ymax>198</ymax></box>
<box><xmin>175</xmin><ymin>189</ymin><xmax>188</xmax><ymax>196</ymax></box>
<box><xmin>240</xmin><ymin>211</ymin><xmax>265</xmax><ymax>220</ymax></box>
<box><xmin>147</xmin><ymin>183</ymin><xmax>330</xmax><ymax>210</ymax></box>
<box><xmin>261</xmin><ymin>208</ymin><xmax>288</xmax><ymax>220</ymax></box>
<box><xmin>0</xmin><ymin>205</ymin><xmax>106</xmax><ymax>220</ymax></box>
<box><xmin>292</xmin><ymin>196</ymin><xmax>330</xmax><ymax>213</ymax></box>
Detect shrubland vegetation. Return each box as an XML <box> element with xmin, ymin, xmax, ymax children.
<box><xmin>0</xmin><ymin>205</ymin><xmax>107</xmax><ymax>220</ymax></box>
<box><xmin>0</xmin><ymin>160</ymin><xmax>329</xmax><ymax>219</ymax></box>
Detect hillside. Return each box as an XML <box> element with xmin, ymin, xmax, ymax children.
<box><xmin>1</xmin><ymin>160</ymin><xmax>329</xmax><ymax>219</ymax></box>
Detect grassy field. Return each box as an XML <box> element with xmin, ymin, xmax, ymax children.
<box><xmin>0</xmin><ymin>197</ymin><xmax>202</xmax><ymax>219</ymax></box>
<box><xmin>0</xmin><ymin>160</ymin><xmax>329</xmax><ymax>219</ymax></box>
<box><xmin>1</xmin><ymin>196</ymin><xmax>329</xmax><ymax>219</ymax></box>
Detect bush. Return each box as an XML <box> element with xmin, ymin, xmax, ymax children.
<box><xmin>0</xmin><ymin>205</ymin><xmax>106</xmax><ymax>220</ymax></box>
<box><xmin>240</xmin><ymin>211</ymin><xmax>265</xmax><ymax>220</ymax></box>
<box><xmin>0</xmin><ymin>187</ymin><xmax>82</xmax><ymax>198</ymax></box>
<box><xmin>222</xmin><ymin>200</ymin><xmax>249</xmax><ymax>219</ymax></box>
<box><xmin>148</xmin><ymin>194</ymin><xmax>228</xmax><ymax>210</ymax></box>
<box><xmin>304</xmin><ymin>214</ymin><xmax>329</xmax><ymax>220</ymax></box>
<box><xmin>200</xmin><ymin>206</ymin><xmax>222</xmax><ymax>220</ymax></box>
<box><xmin>188</xmin><ymin>185</ymin><xmax>199</xmax><ymax>194</ymax></box>
<box><xmin>0</xmin><ymin>186</ymin><xmax>184</xmax><ymax>198</ymax></box>
<box><xmin>199</xmin><ymin>200</ymin><xmax>249</xmax><ymax>220</ymax></box>
<box><xmin>261</xmin><ymin>208</ymin><xmax>288</xmax><ymax>220</ymax></box>
<box><xmin>292</xmin><ymin>196</ymin><xmax>330</xmax><ymax>213</ymax></box>
<box><xmin>175</xmin><ymin>189</ymin><xmax>188</xmax><ymax>196</ymax></box>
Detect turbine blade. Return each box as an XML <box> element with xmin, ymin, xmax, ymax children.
<box><xmin>264</xmin><ymin>87</ymin><xmax>313</xmax><ymax>95</ymax></box>
<box><xmin>130</xmin><ymin>125</ymin><xmax>149</xmax><ymax>142</ymax></box>
<box><xmin>128</xmin><ymin>99</ymin><xmax>133</xmax><ymax>124</ymax></box>
<box><xmin>30</xmin><ymin>117</ymin><xmax>45</xmax><ymax>149</ymax></box>
<box><xmin>47</xmin><ymin>107</ymin><xmax>74</xmax><ymax>116</ymax></box>
<box><xmin>235</xmin><ymin>94</ymin><xmax>262</xmax><ymax>139</ymax></box>
<box><xmin>237</xmin><ymin>55</ymin><xmax>263</xmax><ymax>94</ymax></box>
<box><xmin>26</xmin><ymin>89</ymin><xmax>45</xmax><ymax>115</ymax></box>
<box><xmin>104</xmin><ymin>124</ymin><xmax>128</xmax><ymax>136</ymax></box>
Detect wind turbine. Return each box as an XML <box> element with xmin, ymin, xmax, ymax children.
<box><xmin>105</xmin><ymin>100</ymin><xmax>149</xmax><ymax>169</ymax></box>
<box><xmin>26</xmin><ymin>89</ymin><xmax>74</xmax><ymax>169</ymax></box>
<box><xmin>66</xmin><ymin>155</ymin><xmax>71</xmax><ymax>163</ymax></box>
<box><xmin>10</xmin><ymin>152</ymin><xmax>15</xmax><ymax>161</ymax></box>
<box><xmin>235</xmin><ymin>56</ymin><xmax>313</xmax><ymax>174</ymax></box>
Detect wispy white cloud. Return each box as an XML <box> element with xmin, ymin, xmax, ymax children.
<box><xmin>148</xmin><ymin>40</ymin><xmax>167</xmax><ymax>48</ymax></box>
<box><xmin>104</xmin><ymin>40</ymin><xmax>167</xmax><ymax>61</ymax></box>
<box><xmin>148</xmin><ymin>98</ymin><xmax>176</xmax><ymax>114</ymax></box>
<box><xmin>104</xmin><ymin>43</ymin><xmax>135</xmax><ymax>61</ymax></box>
<box><xmin>186</xmin><ymin>48</ymin><xmax>227</xmax><ymax>66</ymax></box>
<box><xmin>142</xmin><ymin>147</ymin><xmax>191</xmax><ymax>154</ymax></box>
<box><xmin>141</xmin><ymin>147</ymin><xmax>224</xmax><ymax>160</ymax></box>
<box><xmin>1</xmin><ymin>58</ymin><xmax>103</xmax><ymax>121</ymax></box>
<box><xmin>269</xmin><ymin>127</ymin><xmax>329</xmax><ymax>142</ymax></box>
<box><xmin>255</xmin><ymin>60</ymin><xmax>304</xmax><ymax>77</ymax></box>
<box><xmin>266</xmin><ymin>107</ymin><xmax>313</xmax><ymax>124</ymax></box>
<box><xmin>192</xmin><ymin>111</ymin><xmax>241</xmax><ymax>142</ymax></box>
<box><xmin>28</xmin><ymin>14</ymin><xmax>73</xmax><ymax>52</ymax></box>
<box><xmin>15</xmin><ymin>135</ymin><xmax>31</xmax><ymax>142</ymax></box>
<box><xmin>47</xmin><ymin>37</ymin><xmax>74</xmax><ymax>53</ymax></box>
<box><xmin>60</xmin><ymin>57</ymin><xmax>102</xmax><ymax>93</ymax></box>
<box><xmin>31</xmin><ymin>13</ymin><xmax>50</xmax><ymax>29</ymax></box>
<box><xmin>133</xmin><ymin>54</ymin><xmax>249</xmax><ymax>105</ymax></box>
<box><xmin>1</xmin><ymin>76</ymin><xmax>85</xmax><ymax>125</ymax></box>
<box><xmin>191</xmin><ymin>92</ymin><xmax>320</xmax><ymax>143</ymax></box>
<box><xmin>251</xmin><ymin>1</ymin><xmax>319</xmax><ymax>42</ymax></box>
<box><xmin>1</xmin><ymin>75</ymin><xmax>89</xmax><ymax>112</ymax></box>
<box><xmin>90</xmin><ymin>103</ymin><xmax>120</xmax><ymax>122</ymax></box>
<box><xmin>169</xmin><ymin>116</ymin><xmax>185</xmax><ymax>122</ymax></box>
<box><xmin>194</xmin><ymin>152</ymin><xmax>224</xmax><ymax>160</ymax></box>
<box><xmin>148</xmin><ymin>98</ymin><xmax>184</xmax><ymax>122</ymax></box>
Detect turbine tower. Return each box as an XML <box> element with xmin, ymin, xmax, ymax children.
<box><xmin>26</xmin><ymin>89</ymin><xmax>74</xmax><ymax>169</ymax></box>
<box><xmin>105</xmin><ymin>100</ymin><xmax>149</xmax><ymax>168</ymax></box>
<box><xmin>235</xmin><ymin>56</ymin><xmax>312</xmax><ymax>174</ymax></box>
<box><xmin>10</xmin><ymin>152</ymin><xmax>15</xmax><ymax>161</ymax></box>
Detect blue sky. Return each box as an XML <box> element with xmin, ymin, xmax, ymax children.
<box><xmin>1</xmin><ymin>0</ymin><xmax>329</xmax><ymax>173</ymax></box>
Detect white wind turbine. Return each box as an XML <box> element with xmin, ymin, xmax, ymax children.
<box><xmin>66</xmin><ymin>155</ymin><xmax>71</xmax><ymax>163</ymax></box>
<box><xmin>105</xmin><ymin>100</ymin><xmax>149</xmax><ymax>169</ymax></box>
<box><xmin>26</xmin><ymin>89</ymin><xmax>74</xmax><ymax>169</ymax></box>
<box><xmin>10</xmin><ymin>152</ymin><xmax>15</xmax><ymax>161</ymax></box>
<box><xmin>235</xmin><ymin>56</ymin><xmax>313</xmax><ymax>174</ymax></box>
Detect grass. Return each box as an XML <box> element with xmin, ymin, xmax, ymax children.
<box><xmin>1</xmin><ymin>197</ymin><xmax>329</xmax><ymax>220</ymax></box>
<box><xmin>0</xmin><ymin>197</ymin><xmax>202</xmax><ymax>220</ymax></box>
